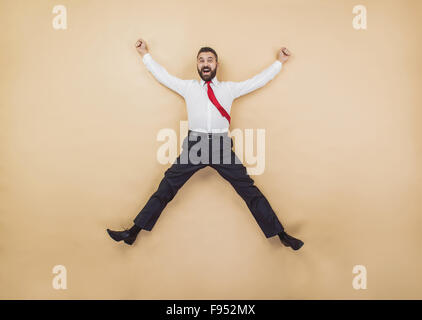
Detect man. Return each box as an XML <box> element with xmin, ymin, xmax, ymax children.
<box><xmin>106</xmin><ymin>38</ymin><xmax>304</xmax><ymax>251</ymax></box>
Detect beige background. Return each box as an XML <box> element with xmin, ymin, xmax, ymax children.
<box><xmin>1</xmin><ymin>0</ymin><xmax>421</xmax><ymax>299</ymax></box>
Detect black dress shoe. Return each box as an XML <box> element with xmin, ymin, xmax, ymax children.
<box><xmin>278</xmin><ymin>231</ymin><xmax>304</xmax><ymax>251</ymax></box>
<box><xmin>106</xmin><ymin>229</ymin><xmax>138</xmax><ymax>245</ymax></box>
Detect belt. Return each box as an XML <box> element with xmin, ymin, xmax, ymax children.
<box><xmin>188</xmin><ymin>130</ymin><xmax>228</xmax><ymax>140</ymax></box>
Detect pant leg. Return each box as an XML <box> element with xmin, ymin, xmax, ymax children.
<box><xmin>133</xmin><ymin>137</ymin><xmax>207</xmax><ymax>231</ymax></box>
<box><xmin>210</xmin><ymin>137</ymin><xmax>285</xmax><ymax>238</ymax></box>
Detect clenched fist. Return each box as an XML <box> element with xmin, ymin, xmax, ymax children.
<box><xmin>135</xmin><ymin>38</ymin><xmax>149</xmax><ymax>57</ymax></box>
<box><xmin>277</xmin><ymin>47</ymin><xmax>291</xmax><ymax>63</ymax></box>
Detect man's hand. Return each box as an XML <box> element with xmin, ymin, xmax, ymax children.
<box><xmin>277</xmin><ymin>47</ymin><xmax>291</xmax><ymax>63</ymax></box>
<box><xmin>135</xmin><ymin>38</ymin><xmax>149</xmax><ymax>57</ymax></box>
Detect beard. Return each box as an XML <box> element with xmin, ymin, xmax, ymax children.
<box><xmin>197</xmin><ymin>65</ymin><xmax>217</xmax><ymax>82</ymax></box>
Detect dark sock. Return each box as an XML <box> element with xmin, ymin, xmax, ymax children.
<box><xmin>129</xmin><ymin>224</ymin><xmax>142</xmax><ymax>236</ymax></box>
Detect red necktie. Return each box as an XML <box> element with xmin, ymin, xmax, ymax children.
<box><xmin>206</xmin><ymin>80</ymin><xmax>231</xmax><ymax>124</ymax></box>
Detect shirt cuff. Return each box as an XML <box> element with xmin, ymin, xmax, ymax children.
<box><xmin>142</xmin><ymin>53</ymin><xmax>152</xmax><ymax>64</ymax></box>
<box><xmin>274</xmin><ymin>60</ymin><xmax>282</xmax><ymax>69</ymax></box>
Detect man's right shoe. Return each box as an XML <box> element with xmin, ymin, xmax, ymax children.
<box><xmin>106</xmin><ymin>229</ymin><xmax>138</xmax><ymax>245</ymax></box>
<box><xmin>278</xmin><ymin>230</ymin><xmax>304</xmax><ymax>251</ymax></box>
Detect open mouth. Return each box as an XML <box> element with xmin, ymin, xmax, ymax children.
<box><xmin>202</xmin><ymin>69</ymin><xmax>211</xmax><ymax>75</ymax></box>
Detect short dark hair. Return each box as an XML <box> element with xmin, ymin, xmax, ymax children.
<box><xmin>197</xmin><ymin>47</ymin><xmax>218</xmax><ymax>62</ymax></box>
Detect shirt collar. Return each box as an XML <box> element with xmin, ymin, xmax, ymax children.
<box><xmin>200</xmin><ymin>75</ymin><xmax>219</xmax><ymax>87</ymax></box>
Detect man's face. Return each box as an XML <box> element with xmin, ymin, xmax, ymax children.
<box><xmin>197</xmin><ymin>52</ymin><xmax>218</xmax><ymax>82</ymax></box>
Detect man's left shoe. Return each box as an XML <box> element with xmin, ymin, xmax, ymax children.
<box><xmin>278</xmin><ymin>231</ymin><xmax>304</xmax><ymax>251</ymax></box>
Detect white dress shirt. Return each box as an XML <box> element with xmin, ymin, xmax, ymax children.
<box><xmin>142</xmin><ymin>53</ymin><xmax>282</xmax><ymax>133</ymax></box>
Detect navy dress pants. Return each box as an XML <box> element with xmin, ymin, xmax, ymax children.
<box><xmin>133</xmin><ymin>130</ymin><xmax>285</xmax><ymax>238</ymax></box>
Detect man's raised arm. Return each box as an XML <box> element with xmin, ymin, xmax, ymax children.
<box><xmin>135</xmin><ymin>38</ymin><xmax>190</xmax><ymax>98</ymax></box>
<box><xmin>227</xmin><ymin>47</ymin><xmax>291</xmax><ymax>100</ymax></box>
